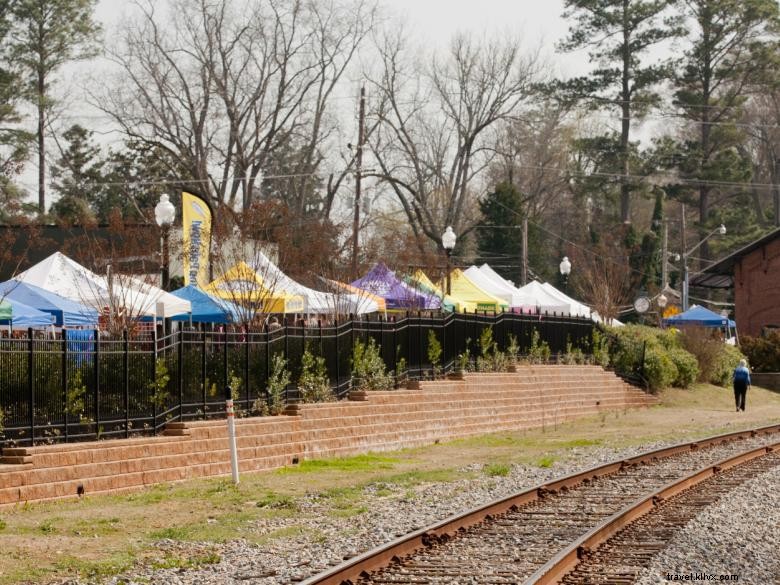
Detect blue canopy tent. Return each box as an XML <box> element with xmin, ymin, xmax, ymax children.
<box><xmin>170</xmin><ymin>285</ymin><xmax>244</xmax><ymax>324</ymax></box>
<box><xmin>663</xmin><ymin>305</ymin><xmax>736</xmax><ymax>329</ymax></box>
<box><xmin>0</xmin><ymin>280</ymin><xmax>99</xmax><ymax>327</ymax></box>
<box><xmin>0</xmin><ymin>297</ymin><xmax>55</xmax><ymax>328</ymax></box>
<box><xmin>664</xmin><ymin>304</ymin><xmax>738</xmax><ymax>341</ymax></box>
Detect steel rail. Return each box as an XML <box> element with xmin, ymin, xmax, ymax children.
<box><xmin>300</xmin><ymin>423</ymin><xmax>780</xmax><ymax>585</ymax></box>
<box><xmin>524</xmin><ymin>440</ymin><xmax>780</xmax><ymax>585</ymax></box>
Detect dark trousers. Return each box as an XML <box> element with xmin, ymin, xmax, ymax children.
<box><xmin>734</xmin><ymin>380</ymin><xmax>747</xmax><ymax>411</ymax></box>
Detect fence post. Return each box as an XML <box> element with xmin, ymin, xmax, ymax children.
<box><xmin>178</xmin><ymin>329</ymin><xmax>184</xmax><ymax>421</ymax></box>
<box><xmin>62</xmin><ymin>332</ymin><xmax>68</xmax><ymax>443</ymax></box>
<box><xmin>440</xmin><ymin>314</ymin><xmax>446</xmax><ymax>375</ymax></box>
<box><xmin>151</xmin><ymin>327</ymin><xmax>157</xmax><ymax>435</ymax></box>
<box><xmin>334</xmin><ymin>319</ymin><xmax>340</xmax><ymax>394</ymax></box>
<box><xmin>223</xmin><ymin>327</ymin><xmax>229</xmax><ymax>398</ymax></box>
<box><xmin>28</xmin><ymin>328</ymin><xmax>34</xmax><ymax>444</ymax></box>
<box><xmin>124</xmin><ymin>329</ymin><xmax>130</xmax><ymax>438</ymax></box>
<box><xmin>94</xmin><ymin>328</ymin><xmax>100</xmax><ymax>437</ymax></box>
<box><xmin>417</xmin><ymin>311</ymin><xmax>423</xmax><ymax>380</ymax></box>
<box><xmin>244</xmin><ymin>328</ymin><xmax>250</xmax><ymax>412</ymax></box>
<box><xmin>283</xmin><ymin>319</ymin><xmax>290</xmax><ymax>402</ymax></box>
<box><xmin>201</xmin><ymin>324</ymin><xmax>207</xmax><ymax>417</ymax></box>
<box><xmin>264</xmin><ymin>324</ymin><xmax>270</xmax><ymax>405</ymax></box>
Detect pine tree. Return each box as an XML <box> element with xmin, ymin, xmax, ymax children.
<box><xmin>672</xmin><ymin>0</ymin><xmax>779</xmax><ymax>261</ymax></box>
<box><xmin>50</xmin><ymin>124</ymin><xmax>102</xmax><ymax>224</ymax></box>
<box><xmin>9</xmin><ymin>0</ymin><xmax>101</xmax><ymax>213</ymax></box>
<box><xmin>0</xmin><ymin>0</ymin><xmax>32</xmax><ymax>219</ymax></box>
<box><xmin>476</xmin><ymin>182</ymin><xmax>524</xmax><ymax>282</ymax></box>
<box><xmin>558</xmin><ymin>0</ymin><xmax>683</xmax><ymax>223</ymax></box>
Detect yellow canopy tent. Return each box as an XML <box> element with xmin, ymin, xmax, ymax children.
<box><xmin>408</xmin><ymin>269</ymin><xmax>477</xmax><ymax>313</ymax></box>
<box><xmin>445</xmin><ymin>269</ymin><xmax>509</xmax><ymax>313</ymax></box>
<box><xmin>205</xmin><ymin>262</ymin><xmax>305</xmax><ymax>313</ymax></box>
<box><xmin>318</xmin><ymin>277</ymin><xmax>387</xmax><ymax>312</ymax></box>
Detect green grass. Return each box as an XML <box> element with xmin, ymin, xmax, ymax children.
<box><xmin>54</xmin><ymin>553</ymin><xmax>136</xmax><ymax>580</ymax></box>
<box><xmin>535</xmin><ymin>456</ymin><xmax>556</xmax><ymax>468</ymax></box>
<box><xmin>149</xmin><ymin>551</ymin><xmax>221</xmax><ymax>571</ymax></box>
<box><xmin>277</xmin><ymin>453</ymin><xmax>400</xmax><ymax>474</ymax></box>
<box><xmin>255</xmin><ymin>491</ymin><xmax>298</xmax><ymax>510</ymax></box>
<box><xmin>483</xmin><ymin>463</ymin><xmax>510</xmax><ymax>477</ymax></box>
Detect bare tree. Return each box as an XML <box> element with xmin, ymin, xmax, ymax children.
<box><xmin>96</xmin><ymin>0</ymin><xmax>376</xmax><ymax>213</ymax></box>
<box><xmin>367</xmin><ymin>31</ymin><xmax>543</xmax><ymax>254</ymax></box>
<box><xmin>571</xmin><ymin>237</ymin><xmax>632</xmax><ymax>324</ymax></box>
<box><xmin>489</xmin><ymin>103</ymin><xmax>577</xmax><ymax>222</ymax></box>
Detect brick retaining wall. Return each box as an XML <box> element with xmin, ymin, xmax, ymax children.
<box><xmin>0</xmin><ymin>366</ymin><xmax>655</xmax><ymax>506</ymax></box>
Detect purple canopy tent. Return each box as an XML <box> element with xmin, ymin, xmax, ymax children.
<box><xmin>351</xmin><ymin>263</ymin><xmax>441</xmax><ymax>310</ymax></box>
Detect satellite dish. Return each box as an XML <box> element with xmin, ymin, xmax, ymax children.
<box><xmin>633</xmin><ymin>296</ymin><xmax>651</xmax><ymax>314</ymax></box>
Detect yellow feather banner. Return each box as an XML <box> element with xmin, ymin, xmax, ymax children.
<box><xmin>181</xmin><ymin>191</ymin><xmax>212</xmax><ymax>287</ymax></box>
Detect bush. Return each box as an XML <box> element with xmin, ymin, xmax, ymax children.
<box><xmin>643</xmin><ymin>346</ymin><xmax>678</xmax><ymax>392</ymax></box>
<box><xmin>528</xmin><ymin>329</ymin><xmax>551</xmax><ymax>364</ymax></box>
<box><xmin>711</xmin><ymin>344</ymin><xmax>746</xmax><ymax>387</ymax></box>
<box><xmin>352</xmin><ymin>338</ymin><xmax>394</xmax><ymax>391</ymax></box>
<box><xmin>298</xmin><ymin>348</ymin><xmax>333</xmax><ymax>403</ymax></box>
<box><xmin>592</xmin><ymin>328</ymin><xmax>610</xmax><ymax>367</ymax></box>
<box><xmin>427</xmin><ymin>330</ymin><xmax>443</xmax><ymax>379</ymax></box>
<box><xmin>740</xmin><ymin>331</ymin><xmax>780</xmax><ymax>372</ymax></box>
<box><xmin>667</xmin><ymin>348</ymin><xmax>699</xmax><ymax>388</ymax></box>
<box><xmin>256</xmin><ymin>353</ymin><xmax>290</xmax><ymax>415</ymax></box>
<box><xmin>679</xmin><ymin>327</ymin><xmax>724</xmax><ymax>383</ymax></box>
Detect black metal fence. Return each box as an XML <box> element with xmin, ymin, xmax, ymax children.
<box><xmin>0</xmin><ymin>311</ymin><xmax>594</xmax><ymax>446</ymax></box>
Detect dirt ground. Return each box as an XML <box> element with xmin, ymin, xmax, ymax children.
<box><xmin>1</xmin><ymin>383</ymin><xmax>779</xmax><ymax>584</ymax></box>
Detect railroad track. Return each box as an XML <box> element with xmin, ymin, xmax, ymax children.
<box><xmin>300</xmin><ymin>424</ymin><xmax>780</xmax><ymax>585</ymax></box>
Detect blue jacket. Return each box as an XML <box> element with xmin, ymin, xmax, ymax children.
<box><xmin>733</xmin><ymin>366</ymin><xmax>751</xmax><ymax>385</ymax></box>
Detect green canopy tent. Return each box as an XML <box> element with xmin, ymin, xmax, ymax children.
<box><xmin>0</xmin><ymin>299</ymin><xmax>11</xmax><ymax>321</ymax></box>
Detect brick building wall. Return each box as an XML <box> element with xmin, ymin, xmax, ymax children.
<box><xmin>734</xmin><ymin>236</ymin><xmax>780</xmax><ymax>337</ymax></box>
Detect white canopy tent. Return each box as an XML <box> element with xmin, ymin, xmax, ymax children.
<box><xmin>539</xmin><ymin>282</ymin><xmax>591</xmax><ymax>318</ymax></box>
<box><xmin>473</xmin><ymin>264</ymin><xmax>570</xmax><ymax>314</ymax></box>
<box><xmin>463</xmin><ymin>266</ymin><xmax>525</xmax><ymax>307</ymax></box>
<box><xmin>515</xmin><ymin>280</ymin><xmax>575</xmax><ymax>315</ymax></box>
<box><xmin>251</xmin><ymin>252</ymin><xmax>379</xmax><ymax>315</ymax></box>
<box><xmin>16</xmin><ymin>252</ymin><xmax>191</xmax><ymax>319</ymax></box>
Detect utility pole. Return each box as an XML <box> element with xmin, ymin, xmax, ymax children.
<box><xmin>351</xmin><ymin>86</ymin><xmax>366</xmax><ymax>280</ymax></box>
<box><xmin>661</xmin><ymin>222</ymin><xmax>669</xmax><ymax>291</ymax></box>
<box><xmin>521</xmin><ymin>217</ymin><xmax>528</xmax><ymax>286</ymax></box>
<box><xmin>681</xmin><ymin>203</ymin><xmax>688</xmax><ymax>311</ymax></box>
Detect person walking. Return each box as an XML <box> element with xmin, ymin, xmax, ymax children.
<box><xmin>732</xmin><ymin>359</ymin><xmax>751</xmax><ymax>412</ymax></box>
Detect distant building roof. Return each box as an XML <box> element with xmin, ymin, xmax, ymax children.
<box><xmin>691</xmin><ymin>227</ymin><xmax>780</xmax><ymax>289</ymax></box>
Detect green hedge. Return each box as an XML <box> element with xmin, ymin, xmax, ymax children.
<box><xmin>607</xmin><ymin>324</ymin><xmax>701</xmax><ymax>391</ymax></box>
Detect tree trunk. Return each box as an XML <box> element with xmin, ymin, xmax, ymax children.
<box><xmin>37</xmin><ymin>66</ymin><xmax>45</xmax><ymax>214</ymax></box>
<box><xmin>620</xmin><ymin>0</ymin><xmax>631</xmax><ymax>223</ymax></box>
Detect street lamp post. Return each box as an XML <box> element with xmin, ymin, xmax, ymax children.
<box><xmin>682</xmin><ymin>224</ymin><xmax>726</xmax><ymax>311</ymax></box>
<box><xmin>155</xmin><ymin>194</ymin><xmax>176</xmax><ymax>291</ymax></box>
<box><xmin>442</xmin><ymin>226</ymin><xmax>457</xmax><ymax>296</ymax></box>
<box><xmin>559</xmin><ymin>256</ymin><xmax>571</xmax><ymax>294</ymax></box>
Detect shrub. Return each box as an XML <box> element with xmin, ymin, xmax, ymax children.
<box><xmin>352</xmin><ymin>338</ymin><xmax>393</xmax><ymax>391</ymax></box>
<box><xmin>149</xmin><ymin>358</ymin><xmax>171</xmax><ymax>411</ymax></box>
<box><xmin>667</xmin><ymin>348</ymin><xmax>699</xmax><ymax>388</ymax></box>
<box><xmin>711</xmin><ymin>344</ymin><xmax>746</xmax><ymax>387</ymax></box>
<box><xmin>395</xmin><ymin>350</ymin><xmax>408</xmax><ymax>386</ymax></box>
<box><xmin>679</xmin><ymin>327</ymin><xmax>724</xmax><ymax>383</ymax></box>
<box><xmin>506</xmin><ymin>334</ymin><xmax>520</xmax><ymax>363</ymax></box>
<box><xmin>740</xmin><ymin>331</ymin><xmax>780</xmax><ymax>372</ymax></box>
<box><xmin>528</xmin><ymin>329</ymin><xmax>551</xmax><ymax>364</ymax></box>
<box><xmin>592</xmin><ymin>328</ymin><xmax>610</xmax><ymax>367</ymax></box>
<box><xmin>643</xmin><ymin>346</ymin><xmax>678</xmax><ymax>392</ymax></box>
<box><xmin>256</xmin><ymin>353</ymin><xmax>290</xmax><ymax>415</ymax></box>
<box><xmin>298</xmin><ymin>349</ymin><xmax>333</xmax><ymax>403</ymax></box>
<box><xmin>427</xmin><ymin>330</ymin><xmax>443</xmax><ymax>379</ymax></box>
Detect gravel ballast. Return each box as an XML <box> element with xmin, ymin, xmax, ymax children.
<box><xmin>634</xmin><ymin>463</ymin><xmax>780</xmax><ymax>585</ymax></box>
<box><xmin>64</xmin><ymin>435</ymin><xmax>776</xmax><ymax>585</ymax></box>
